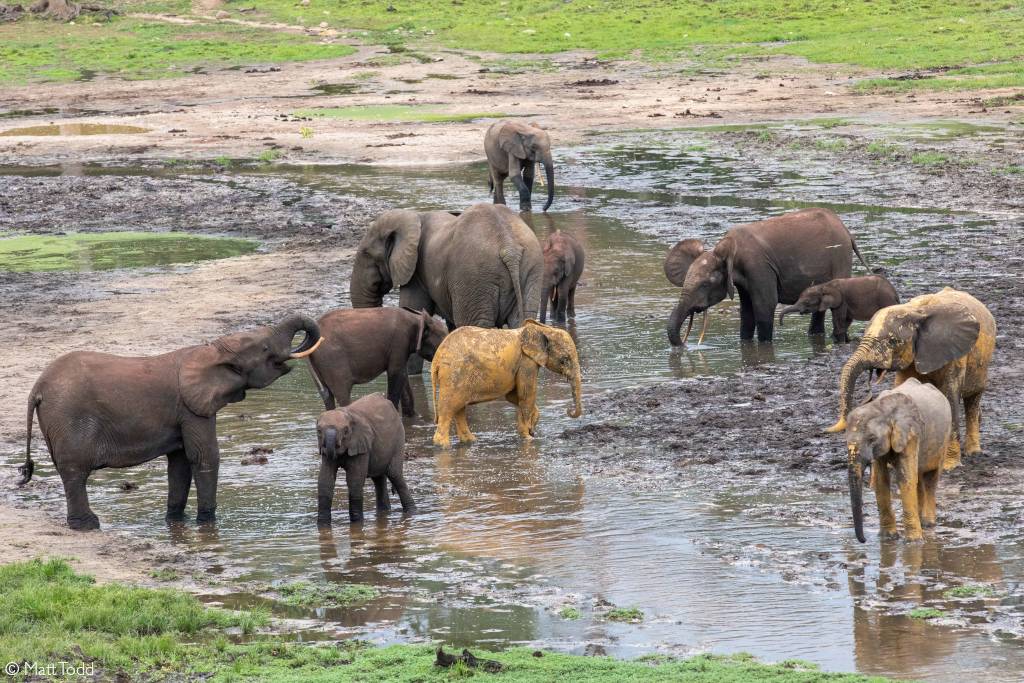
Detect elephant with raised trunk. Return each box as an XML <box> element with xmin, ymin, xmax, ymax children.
<box><xmin>19</xmin><ymin>315</ymin><xmax>323</xmax><ymax>530</ymax></box>
<box><xmin>350</xmin><ymin>204</ymin><xmax>543</xmax><ymax>330</ymax></box>
<box><xmin>485</xmin><ymin>120</ymin><xmax>555</xmax><ymax>212</ymax></box>
<box><xmin>845</xmin><ymin>378</ymin><xmax>952</xmax><ymax>543</ymax></box>
<box><xmin>827</xmin><ymin>287</ymin><xmax>996</xmax><ymax>470</ymax></box>
<box><xmin>779</xmin><ymin>275</ymin><xmax>900</xmax><ymax>343</ymax></box>
<box><xmin>666</xmin><ymin>208</ymin><xmax>871</xmax><ymax>345</ymax></box>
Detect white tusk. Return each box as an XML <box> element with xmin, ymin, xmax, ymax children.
<box><xmin>681</xmin><ymin>312</ymin><xmax>695</xmax><ymax>346</ymax></box>
<box><xmin>696</xmin><ymin>310</ymin><xmax>709</xmax><ymax>346</ymax></box>
<box><xmin>290</xmin><ymin>336</ymin><xmax>324</xmax><ymax>359</ymax></box>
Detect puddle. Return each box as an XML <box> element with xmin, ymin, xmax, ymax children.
<box><xmin>4</xmin><ymin>127</ymin><xmax>1023</xmax><ymax>681</ymax></box>
<box><xmin>0</xmin><ymin>123</ymin><xmax>150</xmax><ymax>137</ymax></box>
<box><xmin>311</xmin><ymin>83</ymin><xmax>365</xmax><ymax>96</ymax></box>
<box><xmin>0</xmin><ymin>232</ymin><xmax>258</xmax><ymax>272</ymax></box>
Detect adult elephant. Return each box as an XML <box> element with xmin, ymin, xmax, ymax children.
<box><xmin>18</xmin><ymin>315</ymin><xmax>323</xmax><ymax>530</ymax></box>
<box><xmin>666</xmin><ymin>208</ymin><xmax>871</xmax><ymax>345</ymax></box>
<box><xmin>350</xmin><ymin>203</ymin><xmax>543</xmax><ymax>330</ymax></box>
<box><xmin>484</xmin><ymin>120</ymin><xmax>555</xmax><ymax>212</ymax></box>
<box><xmin>826</xmin><ymin>288</ymin><xmax>996</xmax><ymax>469</ymax></box>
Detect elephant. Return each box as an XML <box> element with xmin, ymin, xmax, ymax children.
<box><xmin>664</xmin><ymin>238</ymin><xmax>710</xmax><ymax>346</ymax></box>
<box><xmin>350</xmin><ymin>203</ymin><xmax>544</xmax><ymax>331</ymax></box>
<box><xmin>316</xmin><ymin>393</ymin><xmax>415</xmax><ymax>525</ymax></box>
<box><xmin>539</xmin><ymin>229</ymin><xmax>584</xmax><ymax>324</ymax></box>
<box><xmin>307</xmin><ymin>307</ymin><xmax>448</xmax><ymax>416</ymax></box>
<box><xmin>778</xmin><ymin>275</ymin><xmax>900</xmax><ymax>343</ymax></box>
<box><xmin>665</xmin><ymin>208</ymin><xmax>871</xmax><ymax>345</ymax></box>
<box><xmin>430</xmin><ymin>320</ymin><xmax>582</xmax><ymax>447</ymax></box>
<box><xmin>845</xmin><ymin>378</ymin><xmax>952</xmax><ymax>543</ymax></box>
<box><xmin>18</xmin><ymin>315</ymin><xmax>323</xmax><ymax>530</ymax></box>
<box><xmin>827</xmin><ymin>287</ymin><xmax>997</xmax><ymax>470</ymax></box>
<box><xmin>484</xmin><ymin>120</ymin><xmax>555</xmax><ymax>212</ymax></box>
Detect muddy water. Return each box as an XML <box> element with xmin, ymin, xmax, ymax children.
<box><xmin>10</xmin><ymin>134</ymin><xmax>1024</xmax><ymax>681</ymax></box>
<box><xmin>0</xmin><ymin>123</ymin><xmax>150</xmax><ymax>136</ymax></box>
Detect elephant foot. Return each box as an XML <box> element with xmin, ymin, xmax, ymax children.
<box><xmin>165</xmin><ymin>507</ymin><xmax>186</xmax><ymax>522</ymax></box>
<box><xmin>316</xmin><ymin>513</ymin><xmax>332</xmax><ymax>527</ymax></box>
<box><xmin>401</xmin><ymin>504</ymin><xmax>417</xmax><ymax>515</ymax></box>
<box><xmin>921</xmin><ymin>520</ymin><xmax>937</xmax><ymax>529</ymax></box>
<box><xmin>432</xmin><ymin>432</ymin><xmax>451</xmax><ymax>448</ymax></box>
<box><xmin>196</xmin><ymin>508</ymin><xmax>217</xmax><ymax>524</ymax></box>
<box><xmin>880</xmin><ymin>529</ymin><xmax>900</xmax><ymax>542</ymax></box>
<box><xmin>67</xmin><ymin>513</ymin><xmax>100</xmax><ymax>531</ymax></box>
<box><xmin>349</xmin><ymin>513</ymin><xmax>364</xmax><ymax>524</ymax></box>
<box><xmin>402</xmin><ymin>405</ymin><xmax>416</xmax><ymax>418</ymax></box>
<box><xmin>376</xmin><ymin>502</ymin><xmax>392</xmax><ymax>512</ymax></box>
<box><xmin>903</xmin><ymin>532</ymin><xmax>925</xmax><ymax>543</ymax></box>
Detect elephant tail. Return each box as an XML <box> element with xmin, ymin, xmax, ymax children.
<box><xmin>430</xmin><ymin>358</ymin><xmax>440</xmax><ymax>424</ymax></box>
<box><xmin>19</xmin><ymin>393</ymin><xmax>40</xmax><ymax>486</ymax></box>
<box><xmin>851</xmin><ymin>237</ymin><xmax>871</xmax><ymax>273</ymax></box>
<box><xmin>488</xmin><ymin>174</ymin><xmax>494</xmax><ymax>195</ymax></box>
<box><xmin>500</xmin><ymin>245</ymin><xmax>526</xmax><ymax>325</ymax></box>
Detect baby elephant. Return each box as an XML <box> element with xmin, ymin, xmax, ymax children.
<box><xmin>845</xmin><ymin>377</ymin><xmax>952</xmax><ymax>543</ymax></box>
<box><xmin>316</xmin><ymin>394</ymin><xmax>415</xmax><ymax>525</ymax></box>
<box><xmin>540</xmin><ymin>230</ymin><xmax>584</xmax><ymax>324</ymax></box>
<box><xmin>778</xmin><ymin>275</ymin><xmax>899</xmax><ymax>343</ymax></box>
<box><xmin>308</xmin><ymin>307</ymin><xmax>448</xmax><ymax>415</ymax></box>
<box><xmin>431</xmin><ymin>320</ymin><xmax>582</xmax><ymax>447</ymax></box>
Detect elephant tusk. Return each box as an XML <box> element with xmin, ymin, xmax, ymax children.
<box><xmin>825</xmin><ymin>417</ymin><xmax>847</xmax><ymax>433</ymax></box>
<box><xmin>290</xmin><ymin>336</ymin><xmax>324</xmax><ymax>359</ymax></box>
<box><xmin>696</xmin><ymin>310</ymin><xmax>709</xmax><ymax>346</ymax></box>
<box><xmin>681</xmin><ymin>313</ymin><xmax>695</xmax><ymax>346</ymax></box>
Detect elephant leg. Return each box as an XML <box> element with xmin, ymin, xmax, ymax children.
<box><xmin>58</xmin><ymin>465</ymin><xmax>99</xmax><ymax>530</ymax></box>
<box><xmin>387</xmin><ymin>370</ymin><xmax>413</xmax><ymax>416</ymax></box>
<box><xmin>373</xmin><ymin>475</ymin><xmax>391</xmax><ymax>511</ymax></box>
<box><xmin>345</xmin><ymin>463</ymin><xmax>367</xmax><ymax>524</ymax></box>
<box><xmin>406</xmin><ymin>354</ymin><xmax>425</xmax><ymax>376</ymax></box>
<box><xmin>739</xmin><ymin>294</ymin><xmax>756</xmax><ymax>340</ymax></box>
<box><xmin>183</xmin><ymin>417</ymin><xmax>220</xmax><ymax>523</ymax></box>
<box><xmin>568</xmin><ymin>285</ymin><xmax>577</xmax><ymax>318</ymax></box>
<box><xmin>400</xmin><ymin>380</ymin><xmax>415</xmax><ymax>417</ymax></box>
<box><xmin>514</xmin><ymin>371</ymin><xmax>539</xmax><ymax>438</ymax></box>
<box><xmin>523</xmin><ymin>160</ymin><xmax>536</xmax><ymax>194</ymax></box>
<box><xmin>897</xmin><ymin>458</ymin><xmax>922</xmax><ymax>542</ymax></box>
<box><xmin>831</xmin><ymin>307</ymin><xmax>851</xmax><ymax>344</ymax></box>
<box><xmin>509</xmin><ymin>156</ymin><xmax>531</xmax><ymax>211</ymax></box>
<box><xmin>919</xmin><ymin>469</ymin><xmax>939</xmax><ymax>529</ymax></box>
<box><xmin>749</xmin><ymin>288</ymin><xmax>778</xmax><ymax>342</ymax></box>
<box><xmin>808</xmin><ymin>310</ymin><xmax>826</xmax><ymax>336</ymax></box>
<box><xmin>454</xmin><ymin>408</ymin><xmax>476</xmax><ymax>443</ymax></box>
<box><xmin>555</xmin><ymin>281</ymin><xmax>570</xmax><ymax>323</ymax></box>
<box><xmin>963</xmin><ymin>392</ymin><xmax>983</xmax><ymax>456</ymax></box>
<box><xmin>940</xmin><ymin>382</ymin><xmax>963</xmax><ymax>470</ymax></box>
<box><xmin>166</xmin><ymin>449</ymin><xmax>191</xmax><ymax>521</ymax></box>
<box><xmin>873</xmin><ymin>462</ymin><xmax>898</xmax><ymax>540</ymax></box>
<box><xmin>335</xmin><ymin>382</ymin><xmax>353</xmax><ymax>407</ymax></box>
<box><xmin>433</xmin><ymin>405</ymin><xmax>454</xmax><ymax>448</ymax></box>
<box><xmin>493</xmin><ymin>170</ymin><xmax>507</xmax><ymax>205</ymax></box>
<box><xmin>316</xmin><ymin>456</ymin><xmax>338</xmax><ymax>525</ymax></box>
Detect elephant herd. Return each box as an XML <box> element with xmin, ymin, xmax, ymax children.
<box><xmin>16</xmin><ymin>121</ymin><xmax>997</xmax><ymax>548</ymax></box>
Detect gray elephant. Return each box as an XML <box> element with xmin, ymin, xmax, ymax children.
<box><xmin>316</xmin><ymin>393</ymin><xmax>414</xmax><ymax>525</ymax></box>
<box><xmin>666</xmin><ymin>208</ymin><xmax>871</xmax><ymax>344</ymax></box>
<box><xmin>540</xmin><ymin>229</ymin><xmax>584</xmax><ymax>324</ymax></box>
<box><xmin>484</xmin><ymin>120</ymin><xmax>555</xmax><ymax>212</ymax></box>
<box><xmin>307</xmin><ymin>307</ymin><xmax>448</xmax><ymax>415</ymax></box>
<box><xmin>18</xmin><ymin>315</ymin><xmax>322</xmax><ymax>529</ymax></box>
<box><xmin>350</xmin><ymin>203</ymin><xmax>543</xmax><ymax>329</ymax></box>
<box><xmin>778</xmin><ymin>274</ymin><xmax>900</xmax><ymax>343</ymax></box>
<box><xmin>845</xmin><ymin>378</ymin><xmax>952</xmax><ymax>543</ymax></box>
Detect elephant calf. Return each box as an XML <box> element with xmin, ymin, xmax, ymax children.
<box><xmin>846</xmin><ymin>378</ymin><xmax>952</xmax><ymax>543</ymax></box>
<box><xmin>308</xmin><ymin>307</ymin><xmax>448</xmax><ymax>415</ymax></box>
<box><xmin>430</xmin><ymin>320</ymin><xmax>582</xmax><ymax>447</ymax></box>
<box><xmin>540</xmin><ymin>230</ymin><xmax>585</xmax><ymax>324</ymax></box>
<box><xmin>316</xmin><ymin>393</ymin><xmax>415</xmax><ymax>525</ymax></box>
<box><xmin>778</xmin><ymin>275</ymin><xmax>900</xmax><ymax>343</ymax></box>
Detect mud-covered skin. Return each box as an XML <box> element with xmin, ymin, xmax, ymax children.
<box><xmin>431</xmin><ymin>321</ymin><xmax>582</xmax><ymax>447</ymax></box>
<box><xmin>846</xmin><ymin>378</ymin><xmax>952</xmax><ymax>543</ymax></box>
<box><xmin>778</xmin><ymin>275</ymin><xmax>900</xmax><ymax>343</ymax></box>
<box><xmin>829</xmin><ymin>288</ymin><xmax>996</xmax><ymax>468</ymax></box>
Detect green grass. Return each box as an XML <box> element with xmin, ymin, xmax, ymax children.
<box><xmin>605</xmin><ymin>607</ymin><xmax>644</xmax><ymax>623</ymax></box>
<box><xmin>0</xmin><ymin>15</ymin><xmax>355</xmax><ymax>85</ymax></box>
<box><xmin>813</xmin><ymin>138</ymin><xmax>848</xmax><ymax>152</ymax></box>
<box><xmin>943</xmin><ymin>585</ymin><xmax>996</xmax><ymax>599</ymax></box>
<box><xmin>293</xmin><ymin>105</ymin><xmax>514</xmax><ymax>123</ymax></box>
<box><xmin>257</xmin><ymin>149</ymin><xmax>281</xmax><ymax>163</ymax></box>
<box><xmin>910</xmin><ymin>151</ymin><xmax>950</xmax><ymax>166</ymax></box>
<box><xmin>908</xmin><ymin>607</ymin><xmax>945</xmax><ymax>620</ymax></box>
<box><xmin>274</xmin><ymin>581</ymin><xmax>378</xmax><ymax>608</ymax></box>
<box><xmin>866</xmin><ymin>140</ymin><xmax>904</xmax><ymax>159</ymax></box>
<box><xmin>148</xmin><ymin>568</ymin><xmax>182</xmax><ymax>582</ymax></box>
<box><xmin>557</xmin><ymin>606</ymin><xmax>581</xmax><ymax>621</ymax></box>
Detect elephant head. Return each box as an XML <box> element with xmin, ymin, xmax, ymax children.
<box><xmin>779</xmin><ymin>282</ymin><xmax>841</xmax><ymax>326</ymax></box>
<box><xmin>179</xmin><ymin>314</ymin><xmax>322</xmax><ymax>417</ymax></box>
<box><xmin>663</xmin><ymin>238</ymin><xmax>709</xmax><ymax>346</ymax></box>
<box><xmin>405</xmin><ymin>307</ymin><xmax>448</xmax><ymax>361</ymax></box>
<box><xmin>827</xmin><ymin>301</ymin><xmax>979</xmax><ymax>432</ymax></box>
<box><xmin>500</xmin><ymin>123</ymin><xmax>555</xmax><ymax>211</ymax></box>
<box><xmin>350</xmin><ymin>210</ymin><xmax>423</xmax><ymax>308</ymax></box>
<box><xmin>317</xmin><ymin>408</ymin><xmax>374</xmax><ymax>461</ymax></box>
<box><xmin>845</xmin><ymin>392</ymin><xmax>922</xmax><ymax>543</ymax></box>
<box><xmin>667</xmin><ymin>236</ymin><xmax>735</xmax><ymax>346</ymax></box>
<box><xmin>520</xmin><ymin>320</ymin><xmax>582</xmax><ymax>418</ymax></box>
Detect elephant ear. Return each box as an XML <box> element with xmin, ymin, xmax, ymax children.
<box><xmin>178</xmin><ymin>342</ymin><xmax>248</xmax><ymax>418</ymax></box>
<box><xmin>819</xmin><ymin>284</ymin><xmax>842</xmax><ymax>312</ymax></box>
<box><xmin>914</xmin><ymin>303</ymin><xmax>980</xmax><ymax>374</ymax></box>
<box><xmin>714</xmin><ymin>236</ymin><xmax>737</xmax><ymax>300</ymax></box>
<box><xmin>384</xmin><ymin>211</ymin><xmax>422</xmax><ymax>287</ymax></box>
<box><xmin>663</xmin><ymin>239</ymin><xmax>704</xmax><ymax>287</ymax></box>
<box><xmin>520</xmin><ymin>320</ymin><xmax>550</xmax><ymax>367</ymax></box>
<box><xmin>501</xmin><ymin>128</ymin><xmax>529</xmax><ymax>159</ymax></box>
<box><xmin>346</xmin><ymin>413</ymin><xmax>374</xmax><ymax>457</ymax></box>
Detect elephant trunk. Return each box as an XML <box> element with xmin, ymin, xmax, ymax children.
<box><xmin>540</xmin><ymin>283</ymin><xmax>553</xmax><ymax>323</ymax></box>
<box><xmin>349</xmin><ymin>252</ymin><xmax>384</xmax><ymax>308</ymax></box>
<box><xmin>778</xmin><ymin>304</ymin><xmax>801</xmax><ymax>328</ymax></box>
<box><xmin>667</xmin><ymin>295</ymin><xmax>694</xmax><ymax>347</ymax></box>
<box><xmin>275</xmin><ymin>315</ymin><xmax>323</xmax><ymax>358</ymax></box>
<box><xmin>322</xmin><ymin>427</ymin><xmax>337</xmax><ymax>461</ymax></box>
<box><xmin>541</xmin><ymin>153</ymin><xmax>554</xmax><ymax>212</ymax></box>
<box><xmin>566</xmin><ymin>363</ymin><xmax>582</xmax><ymax>418</ymax></box>
<box><xmin>848</xmin><ymin>457</ymin><xmax>866</xmax><ymax>543</ymax></box>
<box><xmin>827</xmin><ymin>347</ymin><xmax>872</xmax><ymax>432</ymax></box>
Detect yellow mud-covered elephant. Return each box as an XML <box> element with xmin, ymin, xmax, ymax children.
<box><xmin>828</xmin><ymin>287</ymin><xmax>996</xmax><ymax>469</ymax></box>
<box><xmin>430</xmin><ymin>320</ymin><xmax>582</xmax><ymax>447</ymax></box>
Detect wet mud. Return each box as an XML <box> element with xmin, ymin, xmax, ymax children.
<box><xmin>1</xmin><ymin>124</ymin><xmax>1022</xmax><ymax>681</ymax></box>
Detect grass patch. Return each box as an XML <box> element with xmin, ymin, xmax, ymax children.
<box><xmin>943</xmin><ymin>585</ymin><xmax>996</xmax><ymax>599</ymax></box>
<box><xmin>148</xmin><ymin>568</ymin><xmax>181</xmax><ymax>582</ymax></box>
<box><xmin>908</xmin><ymin>607</ymin><xmax>945</xmax><ymax>620</ymax></box>
<box><xmin>865</xmin><ymin>140</ymin><xmax>903</xmax><ymax>160</ymax></box>
<box><xmin>605</xmin><ymin>606</ymin><xmax>644</xmax><ymax>623</ymax></box>
<box><xmin>256</xmin><ymin>149</ymin><xmax>281</xmax><ymax>164</ymax></box>
<box><xmin>0</xmin><ymin>16</ymin><xmax>354</xmax><ymax>85</ymax></box>
<box><xmin>910</xmin><ymin>151</ymin><xmax>950</xmax><ymax>166</ymax></box>
<box><xmin>558</xmin><ymin>606</ymin><xmax>581</xmax><ymax>621</ymax></box>
<box><xmin>293</xmin><ymin>105</ymin><xmax>513</xmax><ymax>123</ymax></box>
<box><xmin>813</xmin><ymin>138</ymin><xmax>847</xmax><ymax>152</ymax></box>
<box><xmin>274</xmin><ymin>581</ymin><xmax>378</xmax><ymax>608</ymax></box>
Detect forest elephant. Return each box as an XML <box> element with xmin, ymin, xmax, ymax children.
<box><xmin>664</xmin><ymin>238</ymin><xmax>709</xmax><ymax>346</ymax></box>
<box><xmin>484</xmin><ymin>120</ymin><xmax>555</xmax><ymax>212</ymax></box>
<box><xmin>665</xmin><ymin>208</ymin><xmax>871</xmax><ymax>345</ymax></box>
<box><xmin>316</xmin><ymin>393</ymin><xmax>414</xmax><ymax>525</ymax></box>
<box><xmin>430</xmin><ymin>321</ymin><xmax>582</xmax><ymax>447</ymax></box>
<box><xmin>350</xmin><ymin>204</ymin><xmax>543</xmax><ymax>331</ymax></box>
<box><xmin>307</xmin><ymin>307</ymin><xmax>448</xmax><ymax>415</ymax></box>
<box><xmin>779</xmin><ymin>275</ymin><xmax>900</xmax><ymax>343</ymax></box>
<box><xmin>540</xmin><ymin>229</ymin><xmax>584</xmax><ymax>324</ymax></box>
<box><xmin>827</xmin><ymin>287</ymin><xmax>996</xmax><ymax>470</ymax></box>
<box><xmin>19</xmin><ymin>315</ymin><xmax>323</xmax><ymax>530</ymax></box>
<box><xmin>845</xmin><ymin>378</ymin><xmax>952</xmax><ymax>543</ymax></box>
